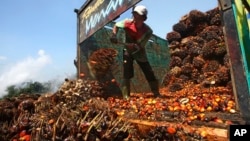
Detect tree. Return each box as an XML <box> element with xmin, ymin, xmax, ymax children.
<box><xmin>4</xmin><ymin>85</ymin><xmax>19</xmax><ymax>98</ymax></box>
<box><xmin>2</xmin><ymin>81</ymin><xmax>55</xmax><ymax>99</ymax></box>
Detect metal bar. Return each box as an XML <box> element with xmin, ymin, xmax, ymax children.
<box><xmin>74</xmin><ymin>9</ymin><xmax>81</xmax><ymax>78</ymax></box>
<box><xmin>77</xmin><ymin>0</ymin><xmax>93</xmax><ymax>14</ymax></box>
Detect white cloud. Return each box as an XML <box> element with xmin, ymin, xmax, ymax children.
<box><xmin>0</xmin><ymin>49</ymin><xmax>51</xmax><ymax>97</ymax></box>
<box><xmin>0</xmin><ymin>56</ymin><xmax>7</xmax><ymax>60</ymax></box>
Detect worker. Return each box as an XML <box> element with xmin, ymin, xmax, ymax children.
<box><xmin>110</xmin><ymin>5</ymin><xmax>161</xmax><ymax>99</ymax></box>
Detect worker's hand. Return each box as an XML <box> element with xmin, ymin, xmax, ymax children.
<box><xmin>126</xmin><ymin>43</ymin><xmax>140</xmax><ymax>51</ymax></box>
<box><xmin>110</xmin><ymin>33</ymin><xmax>118</xmax><ymax>44</ymax></box>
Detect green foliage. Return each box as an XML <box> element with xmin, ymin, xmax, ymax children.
<box><xmin>2</xmin><ymin>81</ymin><xmax>53</xmax><ymax>99</ymax></box>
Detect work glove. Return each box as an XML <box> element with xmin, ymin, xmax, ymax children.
<box><xmin>126</xmin><ymin>43</ymin><xmax>137</xmax><ymax>50</ymax></box>
<box><xmin>110</xmin><ymin>33</ymin><xmax>118</xmax><ymax>44</ymax></box>
<box><xmin>126</xmin><ymin>43</ymin><xmax>140</xmax><ymax>54</ymax></box>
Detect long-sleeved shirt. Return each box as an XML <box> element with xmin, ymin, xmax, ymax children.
<box><xmin>115</xmin><ymin>19</ymin><xmax>153</xmax><ymax>62</ymax></box>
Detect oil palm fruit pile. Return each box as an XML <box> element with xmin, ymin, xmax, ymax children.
<box><xmin>164</xmin><ymin>7</ymin><xmax>230</xmax><ymax>92</ymax></box>
<box><xmin>1</xmin><ymin>78</ymin><xmax>230</xmax><ymax>141</ymax></box>
<box><xmin>0</xmin><ymin>6</ymin><xmax>244</xmax><ymax>141</ymax></box>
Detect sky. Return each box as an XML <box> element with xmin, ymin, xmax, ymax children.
<box><xmin>0</xmin><ymin>0</ymin><xmax>218</xmax><ymax>96</ymax></box>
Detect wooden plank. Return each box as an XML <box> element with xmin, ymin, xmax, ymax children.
<box><xmin>123</xmin><ymin>118</ymin><xmax>228</xmax><ymax>141</ymax></box>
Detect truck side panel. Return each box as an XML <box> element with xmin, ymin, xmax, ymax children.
<box><xmin>219</xmin><ymin>0</ymin><xmax>250</xmax><ymax>121</ymax></box>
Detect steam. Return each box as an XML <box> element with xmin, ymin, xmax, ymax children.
<box><xmin>0</xmin><ymin>50</ymin><xmax>52</xmax><ymax>97</ymax></box>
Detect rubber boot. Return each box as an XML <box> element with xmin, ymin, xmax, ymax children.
<box><xmin>121</xmin><ymin>79</ymin><xmax>130</xmax><ymax>99</ymax></box>
<box><xmin>149</xmin><ymin>80</ymin><xmax>161</xmax><ymax>97</ymax></box>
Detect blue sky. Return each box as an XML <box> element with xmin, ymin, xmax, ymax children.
<box><xmin>0</xmin><ymin>0</ymin><xmax>218</xmax><ymax>95</ymax></box>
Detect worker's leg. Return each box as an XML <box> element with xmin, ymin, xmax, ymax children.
<box><xmin>122</xmin><ymin>50</ymin><xmax>134</xmax><ymax>99</ymax></box>
<box><xmin>148</xmin><ymin>81</ymin><xmax>161</xmax><ymax>97</ymax></box>
<box><xmin>137</xmin><ymin>61</ymin><xmax>161</xmax><ymax>97</ymax></box>
<box><xmin>121</xmin><ymin>79</ymin><xmax>130</xmax><ymax>99</ymax></box>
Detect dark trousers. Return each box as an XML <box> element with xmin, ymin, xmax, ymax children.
<box><xmin>123</xmin><ymin>53</ymin><xmax>157</xmax><ymax>82</ymax></box>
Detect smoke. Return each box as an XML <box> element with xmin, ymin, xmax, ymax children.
<box><xmin>0</xmin><ymin>50</ymin><xmax>52</xmax><ymax>97</ymax></box>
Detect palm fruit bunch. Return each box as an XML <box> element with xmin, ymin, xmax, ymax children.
<box><xmin>88</xmin><ymin>48</ymin><xmax>118</xmax><ymax>80</ymax></box>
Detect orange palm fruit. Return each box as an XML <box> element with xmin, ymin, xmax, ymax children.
<box><xmin>167</xmin><ymin>126</ymin><xmax>177</xmax><ymax>134</ymax></box>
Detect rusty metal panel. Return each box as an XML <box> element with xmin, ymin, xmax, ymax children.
<box><xmin>78</xmin><ymin>0</ymin><xmax>141</xmax><ymax>43</ymax></box>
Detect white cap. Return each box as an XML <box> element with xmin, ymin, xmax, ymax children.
<box><xmin>133</xmin><ymin>5</ymin><xmax>148</xmax><ymax>16</ymax></box>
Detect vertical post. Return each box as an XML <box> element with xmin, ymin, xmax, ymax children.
<box><xmin>74</xmin><ymin>9</ymin><xmax>80</xmax><ymax>79</ymax></box>
<box><xmin>218</xmin><ymin>0</ymin><xmax>250</xmax><ymax>121</ymax></box>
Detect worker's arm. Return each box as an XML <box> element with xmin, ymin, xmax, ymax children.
<box><xmin>113</xmin><ymin>19</ymin><xmax>127</xmax><ymax>33</ymax></box>
<box><xmin>110</xmin><ymin>24</ymin><xmax>119</xmax><ymax>43</ymax></box>
<box><xmin>111</xmin><ymin>19</ymin><xmax>127</xmax><ymax>38</ymax></box>
<box><xmin>112</xmin><ymin>25</ymin><xmax>118</xmax><ymax>36</ymax></box>
<box><xmin>110</xmin><ymin>21</ymin><xmax>123</xmax><ymax>44</ymax></box>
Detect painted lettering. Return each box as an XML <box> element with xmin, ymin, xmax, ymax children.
<box><xmin>84</xmin><ymin>0</ymin><xmax>126</xmax><ymax>34</ymax></box>
<box><xmin>83</xmin><ymin>0</ymin><xmax>105</xmax><ymax>19</ymax></box>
